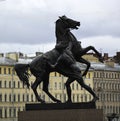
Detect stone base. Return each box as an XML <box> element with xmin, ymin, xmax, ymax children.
<box><xmin>18</xmin><ymin>109</ymin><xmax>103</xmax><ymax>121</ymax></box>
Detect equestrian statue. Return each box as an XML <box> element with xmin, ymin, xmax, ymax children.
<box><xmin>15</xmin><ymin>15</ymin><xmax>103</xmax><ymax>103</ymax></box>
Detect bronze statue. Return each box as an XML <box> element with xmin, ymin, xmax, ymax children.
<box><xmin>15</xmin><ymin>15</ymin><xmax>103</xmax><ymax>103</ymax></box>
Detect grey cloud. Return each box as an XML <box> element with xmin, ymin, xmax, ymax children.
<box><xmin>0</xmin><ymin>0</ymin><xmax>120</xmax><ymax>45</ymax></box>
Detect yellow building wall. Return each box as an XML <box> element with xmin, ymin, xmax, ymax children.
<box><xmin>83</xmin><ymin>54</ymin><xmax>99</xmax><ymax>62</ymax></box>
<box><xmin>0</xmin><ymin>65</ymin><xmax>94</xmax><ymax>120</ymax></box>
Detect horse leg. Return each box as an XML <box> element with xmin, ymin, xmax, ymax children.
<box><xmin>42</xmin><ymin>74</ymin><xmax>61</xmax><ymax>103</ymax></box>
<box><xmin>31</xmin><ymin>76</ymin><xmax>45</xmax><ymax>103</ymax></box>
<box><xmin>80</xmin><ymin>46</ymin><xmax>103</xmax><ymax>62</ymax></box>
<box><xmin>76</xmin><ymin>77</ymin><xmax>99</xmax><ymax>102</ymax></box>
<box><xmin>77</xmin><ymin>57</ymin><xmax>90</xmax><ymax>76</ymax></box>
<box><xmin>65</xmin><ymin>78</ymin><xmax>75</xmax><ymax>103</ymax></box>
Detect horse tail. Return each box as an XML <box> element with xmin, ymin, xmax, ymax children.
<box><xmin>14</xmin><ymin>64</ymin><xmax>30</xmax><ymax>89</ymax></box>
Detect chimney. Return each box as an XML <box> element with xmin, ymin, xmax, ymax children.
<box><xmin>103</xmin><ymin>53</ymin><xmax>108</xmax><ymax>60</ymax></box>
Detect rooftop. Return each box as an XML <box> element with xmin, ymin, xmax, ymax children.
<box><xmin>0</xmin><ymin>56</ymin><xmax>120</xmax><ymax>71</ymax></box>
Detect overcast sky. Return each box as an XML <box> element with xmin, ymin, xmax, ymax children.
<box><xmin>0</xmin><ymin>0</ymin><xmax>120</xmax><ymax>56</ymax></box>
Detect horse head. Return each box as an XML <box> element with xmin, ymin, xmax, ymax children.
<box><xmin>58</xmin><ymin>15</ymin><xmax>80</xmax><ymax>30</ymax></box>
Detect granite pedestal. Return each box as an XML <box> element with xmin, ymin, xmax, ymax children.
<box><xmin>18</xmin><ymin>102</ymin><xmax>103</xmax><ymax>121</ymax></box>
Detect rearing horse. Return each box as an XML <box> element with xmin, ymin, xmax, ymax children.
<box><xmin>15</xmin><ymin>16</ymin><xmax>102</xmax><ymax>103</ymax></box>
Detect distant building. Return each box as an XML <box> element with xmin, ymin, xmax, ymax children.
<box><xmin>91</xmin><ymin>62</ymin><xmax>120</xmax><ymax>120</ymax></box>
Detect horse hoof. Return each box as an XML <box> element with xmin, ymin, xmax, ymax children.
<box><xmin>91</xmin><ymin>96</ymin><xmax>99</xmax><ymax>102</ymax></box>
<box><xmin>99</xmin><ymin>57</ymin><xmax>104</xmax><ymax>63</ymax></box>
<box><xmin>56</xmin><ymin>100</ymin><xmax>62</xmax><ymax>103</ymax></box>
<box><xmin>41</xmin><ymin>100</ymin><xmax>46</xmax><ymax>104</ymax></box>
<box><xmin>82</xmin><ymin>74</ymin><xmax>86</xmax><ymax>77</ymax></box>
<box><xmin>37</xmin><ymin>98</ymin><xmax>46</xmax><ymax>103</ymax></box>
<box><xmin>65</xmin><ymin>100</ymin><xmax>72</xmax><ymax>104</ymax></box>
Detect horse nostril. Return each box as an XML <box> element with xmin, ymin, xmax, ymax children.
<box><xmin>77</xmin><ymin>22</ymin><xmax>80</xmax><ymax>26</ymax></box>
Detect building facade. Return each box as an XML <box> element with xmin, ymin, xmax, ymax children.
<box><xmin>0</xmin><ymin>54</ymin><xmax>93</xmax><ymax>121</ymax></box>
<box><xmin>92</xmin><ymin>63</ymin><xmax>120</xmax><ymax>120</ymax></box>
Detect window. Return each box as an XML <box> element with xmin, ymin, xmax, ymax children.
<box><xmin>55</xmin><ymin>72</ymin><xmax>57</xmax><ymax>76</ymax></box>
<box><xmin>13</xmin><ymin>81</ymin><xmax>15</xmax><ymax>88</ymax></box>
<box><xmin>59</xmin><ymin>73</ymin><xmax>61</xmax><ymax>77</ymax></box>
<box><xmin>85</xmin><ymin>95</ymin><xmax>87</xmax><ymax>102</ymax></box>
<box><xmin>76</xmin><ymin>83</ymin><xmax>79</xmax><ymax>90</ymax></box>
<box><xmin>9</xmin><ymin>94</ymin><xmax>12</xmax><ymax>102</ymax></box>
<box><xmin>0</xmin><ymin>94</ymin><xmax>2</xmax><ymax>102</ymax></box>
<box><xmin>13</xmin><ymin>94</ymin><xmax>16</xmax><ymax>102</ymax></box>
<box><xmin>0</xmin><ymin>68</ymin><xmax>1</xmax><ymax>74</ymax></box>
<box><xmin>4</xmin><ymin>81</ymin><xmax>7</xmax><ymax>88</ymax></box>
<box><xmin>0</xmin><ymin>108</ymin><xmax>2</xmax><ymax>118</ymax></box>
<box><xmin>4</xmin><ymin>68</ymin><xmax>6</xmax><ymax>74</ymax></box>
<box><xmin>27</xmin><ymin>94</ymin><xmax>29</xmax><ymax>102</ymax></box>
<box><xmin>64</xmin><ymin>94</ymin><xmax>66</xmax><ymax>101</ymax></box>
<box><xmin>59</xmin><ymin>82</ymin><xmax>61</xmax><ymax>90</ymax></box>
<box><xmin>4</xmin><ymin>108</ymin><xmax>7</xmax><ymax>118</ymax></box>
<box><xmin>77</xmin><ymin>94</ymin><xmax>79</xmax><ymax>102</ymax></box>
<box><xmin>81</xmin><ymin>95</ymin><xmax>83</xmax><ymax>102</ymax></box>
<box><xmin>4</xmin><ymin>94</ymin><xmax>7</xmax><ymax>102</ymax></box>
<box><xmin>18</xmin><ymin>94</ymin><xmax>20</xmax><ymax>102</ymax></box>
<box><xmin>72</xmin><ymin>94</ymin><xmax>75</xmax><ymax>102</ymax></box>
<box><xmin>81</xmin><ymin>86</ymin><xmax>83</xmax><ymax>90</ymax></box>
<box><xmin>9</xmin><ymin>108</ymin><xmax>12</xmax><ymax>117</ymax></box>
<box><xmin>55</xmin><ymin>82</ymin><xmax>57</xmax><ymax>90</ymax></box>
<box><xmin>23</xmin><ymin>94</ymin><xmax>25</xmax><ymax>102</ymax></box>
<box><xmin>8</xmin><ymin>68</ymin><xmax>11</xmax><ymax>74</ymax></box>
<box><xmin>94</xmin><ymin>72</ymin><xmax>96</xmax><ymax>78</ymax></box>
<box><xmin>9</xmin><ymin>81</ymin><xmax>11</xmax><ymax>88</ymax></box>
<box><xmin>89</xmin><ymin>95</ymin><xmax>91</xmax><ymax>101</ymax></box>
<box><xmin>0</xmin><ymin>81</ymin><xmax>2</xmax><ymax>88</ymax></box>
<box><xmin>55</xmin><ymin>94</ymin><xmax>57</xmax><ymax>98</ymax></box>
<box><xmin>31</xmin><ymin>94</ymin><xmax>33</xmax><ymax>102</ymax></box>
<box><xmin>59</xmin><ymin>94</ymin><xmax>62</xmax><ymax>100</ymax></box>
<box><xmin>88</xmin><ymin>73</ymin><xmax>90</xmax><ymax>78</ymax></box>
<box><xmin>13</xmin><ymin>108</ymin><xmax>16</xmax><ymax>117</ymax></box>
<box><xmin>72</xmin><ymin>83</ymin><xmax>74</xmax><ymax>90</ymax></box>
<box><xmin>18</xmin><ymin>81</ymin><xmax>20</xmax><ymax>88</ymax></box>
<box><xmin>18</xmin><ymin>108</ymin><xmax>21</xmax><ymax>113</ymax></box>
